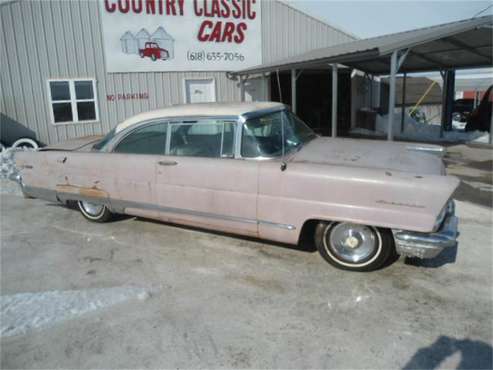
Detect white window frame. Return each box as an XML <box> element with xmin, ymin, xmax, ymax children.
<box><xmin>182</xmin><ymin>77</ymin><xmax>217</xmax><ymax>104</ymax></box>
<box><xmin>47</xmin><ymin>78</ymin><xmax>99</xmax><ymax>125</ymax></box>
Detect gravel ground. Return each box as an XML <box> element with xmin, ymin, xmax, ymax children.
<box><xmin>0</xmin><ymin>146</ymin><xmax>492</xmax><ymax>369</ymax></box>
<box><xmin>0</xmin><ymin>149</ymin><xmax>20</xmax><ymax>181</ymax></box>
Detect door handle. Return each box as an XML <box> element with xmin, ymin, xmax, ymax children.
<box><xmin>57</xmin><ymin>156</ymin><xmax>67</xmax><ymax>164</ymax></box>
<box><xmin>158</xmin><ymin>160</ymin><xmax>178</xmax><ymax>166</ymax></box>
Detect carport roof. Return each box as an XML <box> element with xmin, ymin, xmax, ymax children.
<box><xmin>235</xmin><ymin>15</ymin><xmax>493</xmax><ymax>75</ymax></box>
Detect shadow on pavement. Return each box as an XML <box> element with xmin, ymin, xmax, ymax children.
<box><xmin>404</xmin><ymin>244</ymin><xmax>458</xmax><ymax>268</ymax></box>
<box><xmin>403</xmin><ymin>336</ymin><xmax>493</xmax><ymax>370</ymax></box>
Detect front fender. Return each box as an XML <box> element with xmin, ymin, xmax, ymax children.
<box><xmin>257</xmin><ymin>161</ymin><xmax>459</xmax><ymax>245</ymax></box>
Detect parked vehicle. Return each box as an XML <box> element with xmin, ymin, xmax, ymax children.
<box><xmin>139</xmin><ymin>42</ymin><xmax>169</xmax><ymax>61</ymax></box>
<box><xmin>0</xmin><ymin>114</ymin><xmax>41</xmax><ymax>151</ymax></box>
<box><xmin>453</xmin><ymin>98</ymin><xmax>474</xmax><ymax>122</ymax></box>
<box><xmin>15</xmin><ymin>102</ymin><xmax>459</xmax><ymax>271</ymax></box>
<box><xmin>465</xmin><ymin>85</ymin><xmax>492</xmax><ymax>132</ymax></box>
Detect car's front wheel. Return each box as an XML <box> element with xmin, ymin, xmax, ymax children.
<box><xmin>77</xmin><ymin>201</ymin><xmax>113</xmax><ymax>223</ymax></box>
<box><xmin>315</xmin><ymin>221</ymin><xmax>394</xmax><ymax>271</ymax></box>
<box><xmin>12</xmin><ymin>138</ymin><xmax>38</xmax><ymax>150</ymax></box>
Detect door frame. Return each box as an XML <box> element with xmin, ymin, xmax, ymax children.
<box><xmin>182</xmin><ymin>77</ymin><xmax>217</xmax><ymax>104</ymax></box>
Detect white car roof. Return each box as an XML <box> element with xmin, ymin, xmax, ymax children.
<box><xmin>115</xmin><ymin>102</ymin><xmax>285</xmax><ymax>133</ymax></box>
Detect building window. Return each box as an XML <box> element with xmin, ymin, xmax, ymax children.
<box><xmin>47</xmin><ymin>79</ymin><xmax>99</xmax><ymax>124</ymax></box>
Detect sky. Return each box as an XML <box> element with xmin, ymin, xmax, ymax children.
<box><xmin>285</xmin><ymin>1</ymin><xmax>492</xmax><ymax>38</ymax></box>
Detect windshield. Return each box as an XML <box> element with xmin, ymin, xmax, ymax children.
<box><xmin>92</xmin><ymin>128</ymin><xmax>116</xmax><ymax>151</ymax></box>
<box><xmin>241</xmin><ymin>110</ymin><xmax>316</xmax><ymax>158</ymax></box>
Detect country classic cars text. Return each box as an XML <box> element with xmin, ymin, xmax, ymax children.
<box><xmin>103</xmin><ymin>0</ymin><xmax>258</xmax><ymax>44</ymax></box>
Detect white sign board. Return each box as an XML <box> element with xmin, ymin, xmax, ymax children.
<box><xmin>100</xmin><ymin>0</ymin><xmax>262</xmax><ymax>72</ymax></box>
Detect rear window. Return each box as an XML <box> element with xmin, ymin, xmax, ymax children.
<box><xmin>92</xmin><ymin>128</ymin><xmax>116</xmax><ymax>151</ymax></box>
<box><xmin>113</xmin><ymin>123</ymin><xmax>167</xmax><ymax>155</ymax></box>
<box><xmin>169</xmin><ymin>120</ymin><xmax>235</xmax><ymax>158</ymax></box>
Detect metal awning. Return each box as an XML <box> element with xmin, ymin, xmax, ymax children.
<box><xmin>234</xmin><ymin>15</ymin><xmax>493</xmax><ymax>76</ymax></box>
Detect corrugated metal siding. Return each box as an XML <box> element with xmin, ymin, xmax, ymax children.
<box><xmin>1</xmin><ymin>0</ymin><xmax>355</xmax><ymax>145</ymax></box>
<box><xmin>261</xmin><ymin>1</ymin><xmax>355</xmax><ymax>64</ymax></box>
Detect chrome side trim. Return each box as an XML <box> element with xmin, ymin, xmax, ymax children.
<box><xmin>22</xmin><ymin>185</ymin><xmax>296</xmax><ymax>231</ymax></box>
<box><xmin>406</xmin><ymin>145</ymin><xmax>445</xmax><ymax>157</ymax></box>
<box><xmin>107</xmin><ymin>115</ymin><xmax>240</xmax><ymax>153</ymax></box>
<box><xmin>258</xmin><ymin>220</ymin><xmax>296</xmax><ymax>230</ymax></box>
<box><xmin>22</xmin><ymin>185</ymin><xmax>59</xmax><ymax>202</ymax></box>
<box><xmin>110</xmin><ymin>198</ymin><xmax>296</xmax><ymax>230</ymax></box>
<box><xmin>111</xmin><ymin>198</ymin><xmax>258</xmax><ymax>225</ymax></box>
<box><xmin>56</xmin><ymin>191</ymin><xmax>111</xmax><ymax>207</ymax></box>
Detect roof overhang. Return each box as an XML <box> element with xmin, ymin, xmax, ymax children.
<box><xmin>234</xmin><ymin>15</ymin><xmax>493</xmax><ymax>76</ymax></box>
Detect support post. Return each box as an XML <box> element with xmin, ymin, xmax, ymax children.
<box><xmin>276</xmin><ymin>70</ymin><xmax>283</xmax><ymax>103</ymax></box>
<box><xmin>291</xmin><ymin>69</ymin><xmax>297</xmax><ymax>114</ymax></box>
<box><xmin>440</xmin><ymin>70</ymin><xmax>455</xmax><ymax>137</ymax></box>
<box><xmin>445</xmin><ymin>70</ymin><xmax>456</xmax><ymax>132</ymax></box>
<box><xmin>240</xmin><ymin>76</ymin><xmax>245</xmax><ymax>102</ymax></box>
<box><xmin>400</xmin><ymin>72</ymin><xmax>407</xmax><ymax>133</ymax></box>
<box><xmin>490</xmin><ymin>102</ymin><xmax>493</xmax><ymax>145</ymax></box>
<box><xmin>369</xmin><ymin>75</ymin><xmax>373</xmax><ymax>107</ymax></box>
<box><xmin>331</xmin><ymin>64</ymin><xmax>338</xmax><ymax>138</ymax></box>
<box><xmin>387</xmin><ymin>50</ymin><xmax>398</xmax><ymax>141</ymax></box>
<box><xmin>440</xmin><ymin>71</ymin><xmax>447</xmax><ymax>138</ymax></box>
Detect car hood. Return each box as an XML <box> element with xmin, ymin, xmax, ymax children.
<box><xmin>289</xmin><ymin>137</ymin><xmax>445</xmax><ymax>175</ymax></box>
<box><xmin>40</xmin><ymin>136</ymin><xmax>103</xmax><ymax>152</ymax></box>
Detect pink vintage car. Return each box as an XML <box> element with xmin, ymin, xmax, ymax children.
<box><xmin>15</xmin><ymin>102</ymin><xmax>459</xmax><ymax>271</ymax></box>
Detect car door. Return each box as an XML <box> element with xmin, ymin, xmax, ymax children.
<box><xmin>51</xmin><ymin>123</ymin><xmax>166</xmax><ymax>216</ymax></box>
<box><xmin>105</xmin><ymin>121</ymin><xmax>167</xmax><ymax>216</ymax></box>
<box><xmin>154</xmin><ymin>118</ymin><xmax>259</xmax><ymax>237</ymax></box>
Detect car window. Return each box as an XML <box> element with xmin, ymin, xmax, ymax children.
<box><xmin>283</xmin><ymin>112</ymin><xmax>317</xmax><ymax>151</ymax></box>
<box><xmin>242</xmin><ymin>111</ymin><xmax>316</xmax><ymax>158</ymax></box>
<box><xmin>241</xmin><ymin>112</ymin><xmax>283</xmax><ymax>158</ymax></box>
<box><xmin>93</xmin><ymin>128</ymin><xmax>116</xmax><ymax>151</ymax></box>
<box><xmin>169</xmin><ymin>120</ymin><xmax>235</xmax><ymax>158</ymax></box>
<box><xmin>113</xmin><ymin>122</ymin><xmax>167</xmax><ymax>155</ymax></box>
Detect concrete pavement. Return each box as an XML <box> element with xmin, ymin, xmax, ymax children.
<box><xmin>1</xmin><ymin>175</ymin><xmax>492</xmax><ymax>368</ymax></box>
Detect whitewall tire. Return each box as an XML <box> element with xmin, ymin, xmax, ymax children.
<box><xmin>77</xmin><ymin>201</ymin><xmax>113</xmax><ymax>223</ymax></box>
<box><xmin>315</xmin><ymin>221</ymin><xmax>394</xmax><ymax>271</ymax></box>
<box><xmin>12</xmin><ymin>138</ymin><xmax>38</xmax><ymax>150</ymax></box>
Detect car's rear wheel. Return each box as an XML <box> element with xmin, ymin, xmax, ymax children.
<box><xmin>77</xmin><ymin>201</ymin><xmax>113</xmax><ymax>223</ymax></box>
<box><xmin>315</xmin><ymin>221</ymin><xmax>394</xmax><ymax>271</ymax></box>
<box><xmin>139</xmin><ymin>51</ymin><xmax>144</xmax><ymax>58</ymax></box>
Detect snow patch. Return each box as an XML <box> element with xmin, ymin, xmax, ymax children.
<box><xmin>1</xmin><ymin>148</ymin><xmax>36</xmax><ymax>195</ymax></box>
<box><xmin>0</xmin><ymin>148</ymin><xmax>19</xmax><ymax>181</ymax></box>
<box><xmin>0</xmin><ymin>286</ymin><xmax>149</xmax><ymax>337</ymax></box>
<box><xmin>352</xmin><ymin>112</ymin><xmax>490</xmax><ymax>143</ymax></box>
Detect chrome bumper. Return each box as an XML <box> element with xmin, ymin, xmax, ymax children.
<box><xmin>392</xmin><ymin>214</ymin><xmax>459</xmax><ymax>259</ymax></box>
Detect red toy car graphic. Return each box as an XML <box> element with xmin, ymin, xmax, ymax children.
<box><xmin>139</xmin><ymin>42</ymin><xmax>169</xmax><ymax>61</ymax></box>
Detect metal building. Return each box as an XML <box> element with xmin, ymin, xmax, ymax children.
<box><xmin>0</xmin><ymin>0</ymin><xmax>355</xmax><ymax>145</ymax></box>
<box><xmin>120</xmin><ymin>31</ymin><xmax>138</xmax><ymax>55</ymax></box>
<box><xmin>151</xmin><ymin>26</ymin><xmax>175</xmax><ymax>60</ymax></box>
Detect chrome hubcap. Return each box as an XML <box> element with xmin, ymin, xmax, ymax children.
<box><xmin>80</xmin><ymin>201</ymin><xmax>104</xmax><ymax>216</ymax></box>
<box><xmin>327</xmin><ymin>223</ymin><xmax>378</xmax><ymax>263</ymax></box>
